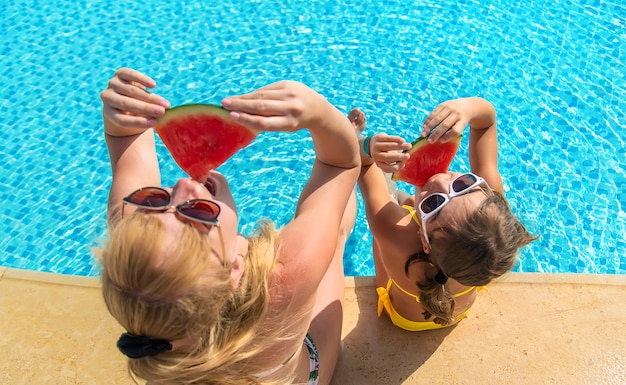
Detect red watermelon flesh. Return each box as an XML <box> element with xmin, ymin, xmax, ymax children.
<box><xmin>154</xmin><ymin>104</ymin><xmax>259</xmax><ymax>182</ymax></box>
<box><xmin>392</xmin><ymin>136</ymin><xmax>462</xmax><ymax>187</ymax></box>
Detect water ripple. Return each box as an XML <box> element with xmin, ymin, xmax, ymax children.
<box><xmin>0</xmin><ymin>0</ymin><xmax>624</xmax><ymax>276</ymax></box>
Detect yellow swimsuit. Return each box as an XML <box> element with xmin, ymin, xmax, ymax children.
<box><xmin>377</xmin><ymin>279</ymin><xmax>485</xmax><ymax>331</ymax></box>
<box><xmin>376</xmin><ymin>206</ymin><xmax>486</xmax><ymax>332</ymax></box>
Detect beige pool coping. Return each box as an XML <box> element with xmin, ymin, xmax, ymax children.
<box><xmin>1</xmin><ymin>267</ymin><xmax>624</xmax><ymax>385</ymax></box>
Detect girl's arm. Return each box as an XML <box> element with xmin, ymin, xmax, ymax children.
<box><xmin>421</xmin><ymin>97</ymin><xmax>503</xmax><ymax>194</ymax></box>
<box><xmin>357</xmin><ymin>133</ymin><xmax>419</xmax><ymax>263</ymax></box>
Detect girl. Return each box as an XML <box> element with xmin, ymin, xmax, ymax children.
<box><xmin>356</xmin><ymin>97</ymin><xmax>537</xmax><ymax>330</ymax></box>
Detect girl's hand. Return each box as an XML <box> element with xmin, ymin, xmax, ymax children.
<box><xmin>221</xmin><ymin>80</ymin><xmax>324</xmax><ymax>133</ymax></box>
<box><xmin>421</xmin><ymin>98</ymin><xmax>474</xmax><ymax>143</ymax></box>
<box><xmin>368</xmin><ymin>133</ymin><xmax>411</xmax><ymax>173</ymax></box>
<box><xmin>100</xmin><ymin>68</ymin><xmax>170</xmax><ymax>136</ymax></box>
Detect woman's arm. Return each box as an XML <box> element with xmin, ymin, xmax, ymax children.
<box><xmin>100</xmin><ymin>68</ymin><xmax>171</xmax><ymax>225</ymax></box>
<box><xmin>221</xmin><ymin>81</ymin><xmax>360</xmax><ymax>292</ymax></box>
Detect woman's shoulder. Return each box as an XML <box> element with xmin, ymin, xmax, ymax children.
<box><xmin>269</xmin><ymin>234</ymin><xmax>326</xmax><ymax>298</ymax></box>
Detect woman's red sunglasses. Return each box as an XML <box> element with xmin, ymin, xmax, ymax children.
<box><xmin>122</xmin><ymin>187</ymin><xmax>221</xmax><ymax>225</ymax></box>
<box><xmin>121</xmin><ymin>187</ymin><xmax>226</xmax><ymax>266</ymax></box>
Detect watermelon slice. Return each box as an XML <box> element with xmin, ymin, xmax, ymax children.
<box><xmin>154</xmin><ymin>104</ymin><xmax>259</xmax><ymax>181</ymax></box>
<box><xmin>391</xmin><ymin>135</ymin><xmax>462</xmax><ymax>187</ymax></box>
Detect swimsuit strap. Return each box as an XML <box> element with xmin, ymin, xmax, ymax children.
<box><xmin>402</xmin><ymin>205</ymin><xmax>421</xmax><ymax>228</ymax></box>
<box><xmin>253</xmin><ymin>349</ymin><xmax>297</xmax><ymax>379</ymax></box>
<box><xmin>390</xmin><ymin>279</ymin><xmax>477</xmax><ymax>302</ymax></box>
<box><xmin>390</xmin><ymin>279</ymin><xmax>422</xmax><ymax>302</ymax></box>
<box><xmin>304</xmin><ymin>333</ymin><xmax>320</xmax><ymax>385</ymax></box>
<box><xmin>452</xmin><ymin>286</ymin><xmax>477</xmax><ymax>298</ymax></box>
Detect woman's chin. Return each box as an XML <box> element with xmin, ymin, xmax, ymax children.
<box><xmin>205</xmin><ymin>171</ymin><xmax>235</xmax><ymax>203</ymax></box>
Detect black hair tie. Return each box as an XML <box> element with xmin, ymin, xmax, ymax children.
<box><xmin>117</xmin><ymin>333</ymin><xmax>173</xmax><ymax>359</ymax></box>
<box><xmin>434</xmin><ymin>270</ymin><xmax>448</xmax><ymax>285</ymax></box>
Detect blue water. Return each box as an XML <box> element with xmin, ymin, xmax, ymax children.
<box><xmin>1</xmin><ymin>0</ymin><xmax>624</xmax><ymax>276</ymax></box>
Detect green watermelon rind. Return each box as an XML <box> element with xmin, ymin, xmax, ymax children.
<box><xmin>391</xmin><ymin>135</ymin><xmax>462</xmax><ymax>187</ymax></box>
<box><xmin>156</xmin><ymin>104</ymin><xmax>230</xmax><ymax>124</ymax></box>
<box><xmin>155</xmin><ymin>103</ymin><xmax>262</xmax><ymax>134</ymax></box>
<box><xmin>154</xmin><ymin>103</ymin><xmax>260</xmax><ymax>181</ymax></box>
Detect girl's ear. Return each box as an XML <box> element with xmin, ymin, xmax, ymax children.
<box><xmin>420</xmin><ymin>229</ymin><xmax>431</xmax><ymax>254</ymax></box>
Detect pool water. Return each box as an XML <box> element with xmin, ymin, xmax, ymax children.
<box><xmin>1</xmin><ymin>0</ymin><xmax>624</xmax><ymax>276</ymax></box>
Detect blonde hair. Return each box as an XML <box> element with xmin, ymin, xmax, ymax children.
<box><xmin>405</xmin><ymin>192</ymin><xmax>538</xmax><ymax>326</ymax></box>
<box><xmin>97</xmin><ymin>214</ymin><xmax>288</xmax><ymax>385</ymax></box>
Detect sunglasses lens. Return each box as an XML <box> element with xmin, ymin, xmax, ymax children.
<box><xmin>125</xmin><ymin>188</ymin><xmax>170</xmax><ymax>207</ymax></box>
<box><xmin>452</xmin><ymin>174</ymin><xmax>478</xmax><ymax>193</ymax></box>
<box><xmin>178</xmin><ymin>200</ymin><xmax>220</xmax><ymax>223</ymax></box>
<box><xmin>421</xmin><ymin>194</ymin><xmax>446</xmax><ymax>214</ymax></box>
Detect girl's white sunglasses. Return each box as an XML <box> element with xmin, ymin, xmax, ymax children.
<box><xmin>418</xmin><ymin>173</ymin><xmax>492</xmax><ymax>248</ymax></box>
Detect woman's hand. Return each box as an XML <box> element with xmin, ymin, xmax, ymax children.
<box><xmin>367</xmin><ymin>133</ymin><xmax>411</xmax><ymax>173</ymax></box>
<box><xmin>100</xmin><ymin>68</ymin><xmax>171</xmax><ymax>136</ymax></box>
<box><xmin>221</xmin><ymin>80</ymin><xmax>324</xmax><ymax>133</ymax></box>
<box><xmin>421</xmin><ymin>98</ymin><xmax>475</xmax><ymax>143</ymax></box>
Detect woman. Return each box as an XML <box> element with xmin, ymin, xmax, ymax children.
<box><xmin>97</xmin><ymin>68</ymin><xmax>360</xmax><ymax>384</ymax></box>
<box><xmin>356</xmin><ymin>97</ymin><xmax>537</xmax><ymax>330</ymax></box>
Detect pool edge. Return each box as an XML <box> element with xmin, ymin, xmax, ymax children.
<box><xmin>3</xmin><ymin>266</ymin><xmax>625</xmax><ymax>288</ymax></box>
<box><xmin>2</xmin><ymin>266</ymin><xmax>625</xmax><ymax>385</ymax></box>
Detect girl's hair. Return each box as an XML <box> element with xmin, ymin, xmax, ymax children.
<box><xmin>97</xmin><ymin>214</ymin><xmax>286</xmax><ymax>385</ymax></box>
<box><xmin>405</xmin><ymin>191</ymin><xmax>538</xmax><ymax>326</ymax></box>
